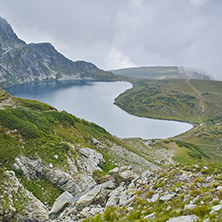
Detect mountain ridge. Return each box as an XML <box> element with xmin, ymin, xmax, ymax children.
<box><xmin>0</xmin><ymin>16</ymin><xmax>26</xmax><ymax>54</ymax></box>
<box><xmin>0</xmin><ymin>16</ymin><xmax>118</xmax><ymax>87</ymax></box>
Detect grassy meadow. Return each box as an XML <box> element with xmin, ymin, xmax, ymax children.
<box><xmin>115</xmin><ymin>78</ymin><xmax>222</xmax><ymax>164</ymax></box>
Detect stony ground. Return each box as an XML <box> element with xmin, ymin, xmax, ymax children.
<box><xmin>21</xmin><ymin>164</ymin><xmax>221</xmax><ymax>222</ymax></box>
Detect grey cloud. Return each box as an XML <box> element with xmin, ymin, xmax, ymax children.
<box><xmin>0</xmin><ymin>0</ymin><xmax>221</xmax><ymax>79</ymax></box>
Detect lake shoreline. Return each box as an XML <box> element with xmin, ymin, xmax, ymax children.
<box><xmin>5</xmin><ymin>80</ymin><xmax>193</xmax><ymax>139</ymax></box>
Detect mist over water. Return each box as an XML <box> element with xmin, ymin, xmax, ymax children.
<box><xmin>6</xmin><ymin>80</ymin><xmax>193</xmax><ymax>139</ymax></box>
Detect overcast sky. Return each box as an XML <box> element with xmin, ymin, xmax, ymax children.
<box><xmin>0</xmin><ymin>0</ymin><xmax>222</xmax><ymax>79</ymax></box>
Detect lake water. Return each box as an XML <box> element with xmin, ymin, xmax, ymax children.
<box><xmin>6</xmin><ymin>80</ymin><xmax>193</xmax><ymax>139</ymax></box>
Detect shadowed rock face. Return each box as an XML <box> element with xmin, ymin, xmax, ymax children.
<box><xmin>12</xmin><ymin>152</ymin><xmax>101</xmax><ymax>196</ymax></box>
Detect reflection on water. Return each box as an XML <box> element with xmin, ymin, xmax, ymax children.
<box><xmin>6</xmin><ymin>80</ymin><xmax>193</xmax><ymax>139</ymax></box>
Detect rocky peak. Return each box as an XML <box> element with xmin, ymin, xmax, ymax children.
<box><xmin>0</xmin><ymin>16</ymin><xmax>26</xmax><ymax>54</ymax></box>
<box><xmin>0</xmin><ymin>16</ymin><xmax>118</xmax><ymax>87</ymax></box>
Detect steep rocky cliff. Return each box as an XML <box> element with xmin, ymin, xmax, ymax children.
<box><xmin>0</xmin><ymin>16</ymin><xmax>118</xmax><ymax>87</ymax></box>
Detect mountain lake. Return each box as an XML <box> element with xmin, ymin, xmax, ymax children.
<box><xmin>6</xmin><ymin>80</ymin><xmax>193</xmax><ymax>139</ymax></box>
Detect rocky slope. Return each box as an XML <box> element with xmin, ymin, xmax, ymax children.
<box><xmin>82</xmin><ymin>165</ymin><xmax>222</xmax><ymax>222</ymax></box>
<box><xmin>0</xmin><ymin>89</ymin><xmax>162</xmax><ymax>221</ymax></box>
<box><xmin>0</xmin><ymin>16</ymin><xmax>118</xmax><ymax>87</ymax></box>
<box><xmin>3</xmin><ymin>160</ymin><xmax>222</xmax><ymax>221</ymax></box>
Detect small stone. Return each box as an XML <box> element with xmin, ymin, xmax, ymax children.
<box><xmin>160</xmin><ymin>193</ymin><xmax>176</xmax><ymax>201</ymax></box>
<box><xmin>209</xmin><ymin>210</ymin><xmax>215</xmax><ymax>215</ymax></box>
<box><xmin>166</xmin><ymin>206</ymin><xmax>171</xmax><ymax>211</ymax></box>
<box><xmin>9</xmin><ymin>205</ymin><xmax>16</xmax><ymax>214</ymax></box>
<box><xmin>127</xmin><ymin>207</ymin><xmax>134</xmax><ymax>211</ymax></box>
<box><xmin>128</xmin><ymin>182</ymin><xmax>135</xmax><ymax>189</ymax></box>
<box><xmin>100</xmin><ymin>180</ymin><xmax>115</xmax><ymax>189</ymax></box>
<box><xmin>167</xmin><ymin>215</ymin><xmax>199</xmax><ymax>222</ymax></box>
<box><xmin>212</xmin><ymin>197</ymin><xmax>219</xmax><ymax>202</ymax></box>
<box><xmin>89</xmin><ymin>207</ymin><xmax>104</xmax><ymax>216</ymax></box>
<box><xmin>49</xmin><ymin>163</ymin><xmax>54</xmax><ymax>168</ymax></box>
<box><xmin>184</xmin><ymin>204</ymin><xmax>196</xmax><ymax>210</ymax></box>
<box><xmin>127</xmin><ymin>192</ymin><xmax>133</xmax><ymax>199</ymax></box>
<box><xmin>211</xmin><ymin>204</ymin><xmax>222</xmax><ymax>211</ymax></box>
<box><xmin>216</xmin><ymin>186</ymin><xmax>222</xmax><ymax>191</ymax></box>
<box><xmin>141</xmin><ymin>172</ymin><xmax>147</xmax><ymax>178</ymax></box>
<box><xmin>203</xmin><ymin>166</ymin><xmax>208</xmax><ymax>170</ymax></box>
<box><xmin>54</xmin><ymin>155</ymin><xmax>58</xmax><ymax>159</ymax></box>
<box><xmin>92</xmin><ymin>138</ymin><xmax>100</xmax><ymax>145</ymax></box>
<box><xmin>144</xmin><ymin>212</ymin><xmax>156</xmax><ymax>219</ymax></box>
<box><xmin>80</xmin><ymin>207</ymin><xmax>90</xmax><ymax>218</ymax></box>
<box><xmin>109</xmin><ymin>167</ymin><xmax>119</xmax><ymax>174</ymax></box>
<box><xmin>147</xmin><ymin>193</ymin><xmax>159</xmax><ymax>203</ymax></box>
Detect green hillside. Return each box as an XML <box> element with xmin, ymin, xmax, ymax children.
<box><xmin>115</xmin><ymin>79</ymin><xmax>222</xmax><ymax>162</ymax></box>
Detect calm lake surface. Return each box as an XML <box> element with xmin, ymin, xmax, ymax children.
<box><xmin>6</xmin><ymin>80</ymin><xmax>193</xmax><ymax>139</ymax></box>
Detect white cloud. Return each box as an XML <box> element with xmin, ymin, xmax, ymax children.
<box><xmin>106</xmin><ymin>48</ymin><xmax>136</xmax><ymax>70</ymax></box>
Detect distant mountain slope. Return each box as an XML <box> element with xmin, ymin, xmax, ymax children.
<box><xmin>0</xmin><ymin>16</ymin><xmax>118</xmax><ymax>87</ymax></box>
<box><xmin>0</xmin><ymin>16</ymin><xmax>26</xmax><ymax>55</ymax></box>
<box><xmin>111</xmin><ymin>66</ymin><xmax>211</xmax><ymax>80</ymax></box>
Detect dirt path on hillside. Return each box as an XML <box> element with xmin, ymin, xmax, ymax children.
<box><xmin>185</xmin><ymin>79</ymin><xmax>205</xmax><ymax>124</ymax></box>
<box><xmin>178</xmin><ymin>79</ymin><xmax>206</xmax><ymax>140</ymax></box>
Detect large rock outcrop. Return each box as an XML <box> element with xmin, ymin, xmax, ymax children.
<box><xmin>0</xmin><ymin>171</ymin><xmax>48</xmax><ymax>221</ymax></box>
<box><xmin>12</xmin><ymin>147</ymin><xmax>106</xmax><ymax>196</ymax></box>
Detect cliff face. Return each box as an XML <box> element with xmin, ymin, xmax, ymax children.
<box><xmin>0</xmin><ymin>16</ymin><xmax>117</xmax><ymax>87</ymax></box>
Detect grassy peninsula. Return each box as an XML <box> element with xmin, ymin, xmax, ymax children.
<box><xmin>115</xmin><ymin>78</ymin><xmax>222</xmax><ymax>164</ymax></box>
